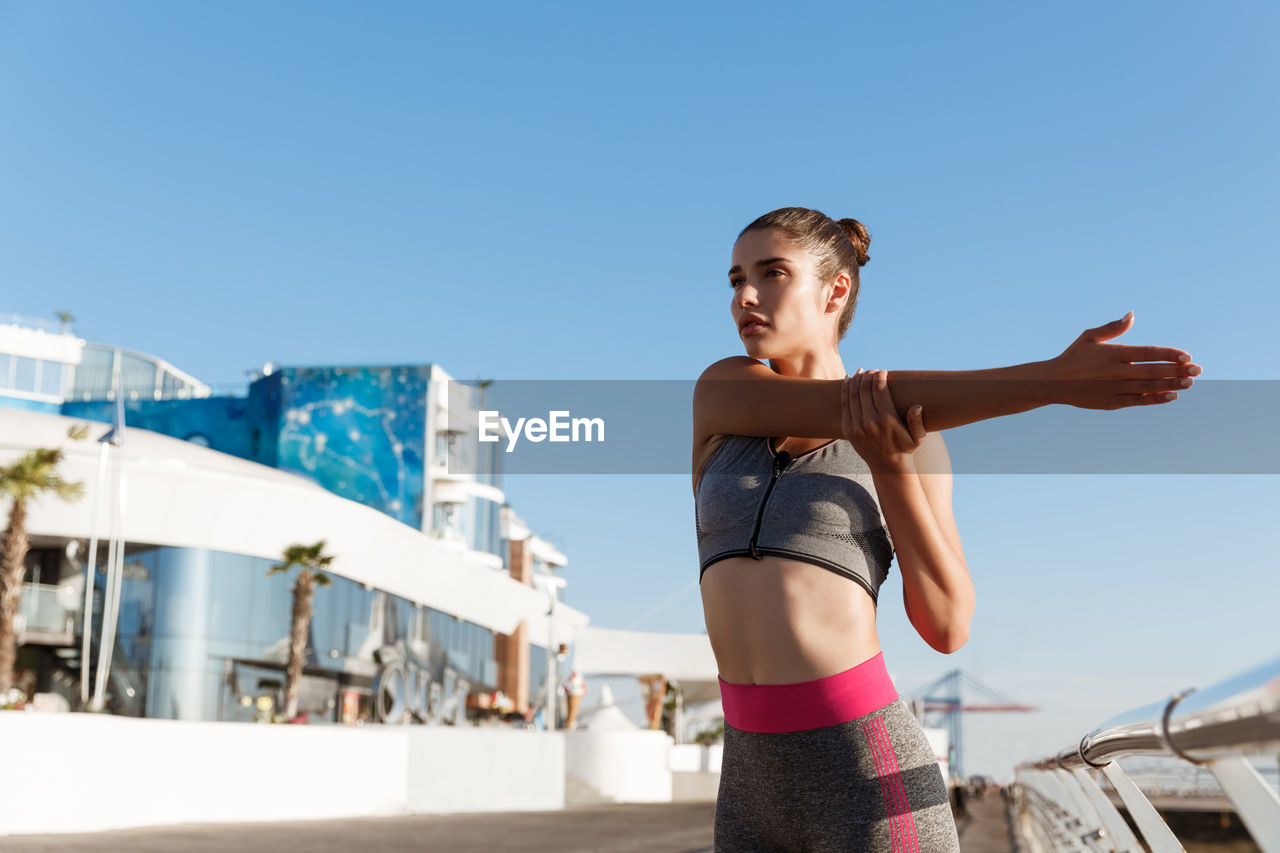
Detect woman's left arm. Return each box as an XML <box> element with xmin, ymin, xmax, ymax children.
<box><xmin>842</xmin><ymin>370</ymin><xmax>975</xmax><ymax>654</ymax></box>
<box><xmin>873</xmin><ymin>432</ymin><xmax>975</xmax><ymax>655</ymax></box>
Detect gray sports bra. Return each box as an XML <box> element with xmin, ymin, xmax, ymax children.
<box><xmin>694</xmin><ymin>434</ymin><xmax>896</xmax><ymax>605</ymax></box>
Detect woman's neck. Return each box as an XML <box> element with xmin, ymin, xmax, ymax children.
<box><xmin>768</xmin><ymin>349</ymin><xmax>847</xmax><ymax>380</ymax></box>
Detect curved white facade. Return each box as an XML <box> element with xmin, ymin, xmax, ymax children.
<box><xmin>1</xmin><ymin>408</ymin><xmax>588</xmax><ymax>641</ymax></box>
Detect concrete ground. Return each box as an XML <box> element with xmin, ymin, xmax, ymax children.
<box><xmin>955</xmin><ymin>792</ymin><xmax>1017</xmax><ymax>853</ymax></box>
<box><xmin>4</xmin><ymin>794</ymin><xmax>1023</xmax><ymax>852</ymax></box>
<box><xmin>0</xmin><ymin>803</ymin><xmax>717</xmax><ymax>853</ymax></box>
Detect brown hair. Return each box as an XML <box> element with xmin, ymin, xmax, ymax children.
<box><xmin>738</xmin><ymin>207</ymin><xmax>870</xmax><ymax>341</ymax></box>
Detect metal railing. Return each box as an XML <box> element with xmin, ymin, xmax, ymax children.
<box><xmin>0</xmin><ymin>313</ymin><xmax>67</xmax><ymax>334</ymax></box>
<box><xmin>1015</xmin><ymin>655</ymin><xmax>1280</xmax><ymax>852</ymax></box>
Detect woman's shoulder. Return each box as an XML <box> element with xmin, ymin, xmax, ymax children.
<box><xmin>696</xmin><ymin>355</ymin><xmax>769</xmax><ymax>383</ymax></box>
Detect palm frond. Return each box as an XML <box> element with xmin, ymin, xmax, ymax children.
<box><xmin>0</xmin><ymin>447</ymin><xmax>84</xmax><ymax>504</ymax></box>
<box><xmin>267</xmin><ymin>540</ymin><xmax>338</xmax><ymax>578</ymax></box>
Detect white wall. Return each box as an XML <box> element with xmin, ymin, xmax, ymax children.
<box><xmin>406</xmin><ymin>725</ymin><xmax>565</xmax><ymax>813</ymax></box>
<box><xmin>0</xmin><ymin>713</ymin><xmax>565</xmax><ymax>836</ymax></box>
<box><xmin>563</xmin><ymin>729</ymin><xmax>674</xmax><ymax>803</ymax></box>
<box><xmin>670</xmin><ymin>743</ymin><xmax>723</xmax><ymax>774</ymax></box>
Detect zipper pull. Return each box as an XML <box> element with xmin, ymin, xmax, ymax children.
<box><xmin>749</xmin><ymin>450</ymin><xmax>793</xmax><ymax>560</ymax></box>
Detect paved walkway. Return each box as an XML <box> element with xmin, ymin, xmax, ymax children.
<box><xmin>955</xmin><ymin>792</ymin><xmax>1017</xmax><ymax>853</ymax></box>
<box><xmin>4</xmin><ymin>795</ymin><xmax>1028</xmax><ymax>852</ymax></box>
<box><xmin>2</xmin><ymin>803</ymin><xmax>716</xmax><ymax>853</ymax></box>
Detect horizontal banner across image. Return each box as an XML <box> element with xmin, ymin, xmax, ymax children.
<box><xmin>440</xmin><ymin>380</ymin><xmax>1273</xmax><ymax>475</ymax></box>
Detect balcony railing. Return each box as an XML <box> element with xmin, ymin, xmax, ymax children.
<box><xmin>0</xmin><ymin>313</ymin><xmax>67</xmax><ymax>334</ymax></box>
<box><xmin>17</xmin><ymin>582</ymin><xmax>80</xmax><ymax>645</ymax></box>
<box><xmin>1015</xmin><ymin>655</ymin><xmax>1280</xmax><ymax>852</ymax></box>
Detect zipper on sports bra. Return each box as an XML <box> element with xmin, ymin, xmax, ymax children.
<box><xmin>749</xmin><ymin>449</ymin><xmax>792</xmax><ymax>559</ymax></box>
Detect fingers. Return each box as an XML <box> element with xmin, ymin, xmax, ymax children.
<box><xmin>1115</xmin><ymin>391</ymin><xmax>1179</xmax><ymax>408</ymax></box>
<box><xmin>841</xmin><ymin>374</ymin><xmax>853</xmax><ymax>438</ymax></box>
<box><xmin>1120</xmin><ymin>361</ymin><xmax>1202</xmax><ymax>379</ymax></box>
<box><xmin>871</xmin><ymin>368</ymin><xmax>896</xmax><ymax>420</ymax></box>
<box><xmin>1106</xmin><ymin>344</ymin><xmax>1195</xmax><ymax>365</ymax></box>
<box><xmin>858</xmin><ymin>367</ymin><xmax>875</xmax><ymax>419</ymax></box>
<box><xmin>907</xmin><ymin>404</ymin><xmax>927</xmax><ymax>444</ymax></box>
<box><xmin>1121</xmin><ymin>377</ymin><xmax>1194</xmax><ymax>394</ymax></box>
<box><xmin>1082</xmin><ymin>312</ymin><xmax>1135</xmax><ymax>343</ymax></box>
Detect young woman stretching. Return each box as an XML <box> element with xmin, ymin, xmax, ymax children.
<box><xmin>692</xmin><ymin>207</ymin><xmax>1200</xmax><ymax>851</ymax></box>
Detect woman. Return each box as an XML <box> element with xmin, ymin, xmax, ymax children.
<box><xmin>692</xmin><ymin>207</ymin><xmax>1199</xmax><ymax>851</ymax></box>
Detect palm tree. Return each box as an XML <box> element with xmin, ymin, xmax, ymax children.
<box><xmin>54</xmin><ymin>311</ymin><xmax>75</xmax><ymax>334</ymax></box>
<box><xmin>266</xmin><ymin>541</ymin><xmax>334</xmax><ymax>721</ymax></box>
<box><xmin>0</xmin><ymin>447</ymin><xmax>84</xmax><ymax>697</ymax></box>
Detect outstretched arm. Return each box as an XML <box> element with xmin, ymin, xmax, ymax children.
<box><xmin>693</xmin><ymin>312</ymin><xmax>1199</xmax><ymax>438</ymax></box>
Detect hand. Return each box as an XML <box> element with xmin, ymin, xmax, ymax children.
<box><xmin>841</xmin><ymin>368</ymin><xmax>928</xmax><ymax>475</ymax></box>
<box><xmin>1047</xmin><ymin>311</ymin><xmax>1201</xmax><ymax>410</ymax></box>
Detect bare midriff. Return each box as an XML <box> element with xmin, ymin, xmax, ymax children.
<box><xmin>699</xmin><ymin>554</ymin><xmax>882</xmax><ymax>686</ymax></box>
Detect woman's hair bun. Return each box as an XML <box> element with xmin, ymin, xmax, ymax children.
<box><xmin>835</xmin><ymin>218</ymin><xmax>871</xmax><ymax>267</ymax></box>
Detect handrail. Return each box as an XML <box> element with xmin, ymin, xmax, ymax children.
<box><xmin>1014</xmin><ymin>655</ymin><xmax>1280</xmax><ymax>853</ymax></box>
<box><xmin>1031</xmin><ymin>656</ymin><xmax>1280</xmax><ymax>772</ymax></box>
<box><xmin>0</xmin><ymin>313</ymin><xmax>67</xmax><ymax>334</ymax></box>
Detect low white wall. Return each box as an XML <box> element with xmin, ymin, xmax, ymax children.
<box><xmin>0</xmin><ymin>713</ymin><xmax>564</xmax><ymax>836</ymax></box>
<box><xmin>406</xmin><ymin>725</ymin><xmax>565</xmax><ymax>813</ymax></box>
<box><xmin>669</xmin><ymin>743</ymin><xmax>721</xmax><ymax>802</ymax></box>
<box><xmin>563</xmin><ymin>729</ymin><xmax>673</xmax><ymax>803</ymax></box>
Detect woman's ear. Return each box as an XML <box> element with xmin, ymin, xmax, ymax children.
<box><xmin>825</xmin><ymin>272</ymin><xmax>852</xmax><ymax>314</ymax></box>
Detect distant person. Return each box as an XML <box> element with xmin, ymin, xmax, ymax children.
<box><xmin>953</xmin><ymin>782</ymin><xmax>968</xmax><ymax>817</ymax></box>
<box><xmin>562</xmin><ymin>670</ymin><xmax>587</xmax><ymax>729</ymax></box>
<box><xmin>694</xmin><ymin>207</ymin><xmax>1198</xmax><ymax>851</ymax></box>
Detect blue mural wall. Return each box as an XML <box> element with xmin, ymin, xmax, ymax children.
<box><xmin>57</xmin><ymin>367</ymin><xmax>430</xmax><ymax>529</ymax></box>
<box><xmin>0</xmin><ymin>396</ymin><xmax>61</xmax><ymax>413</ymax></box>
<box><xmin>271</xmin><ymin>366</ymin><xmax>429</xmax><ymax>528</ymax></box>
<box><xmin>244</xmin><ymin>373</ymin><xmax>282</xmax><ymax>467</ymax></box>
<box><xmin>53</xmin><ymin>365</ymin><xmax>510</xmax><ymax>559</ymax></box>
<box><xmin>61</xmin><ymin>396</ymin><xmax>253</xmax><ymax>458</ymax></box>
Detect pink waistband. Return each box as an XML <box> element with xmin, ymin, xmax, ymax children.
<box><xmin>718</xmin><ymin>651</ymin><xmax>899</xmax><ymax>733</ymax></box>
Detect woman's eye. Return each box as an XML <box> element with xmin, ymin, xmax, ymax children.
<box><xmin>766</xmin><ymin>269</ymin><xmax>783</xmax><ymax>277</ymax></box>
<box><xmin>728</xmin><ymin>279</ymin><xmax>743</xmax><ymax>288</ymax></box>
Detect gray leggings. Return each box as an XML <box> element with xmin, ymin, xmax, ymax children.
<box><xmin>714</xmin><ymin>698</ymin><xmax>961</xmax><ymax>852</ymax></box>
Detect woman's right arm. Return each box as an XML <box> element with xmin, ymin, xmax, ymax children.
<box><xmin>692</xmin><ymin>313</ymin><xmax>1200</xmax><ymax>439</ymax></box>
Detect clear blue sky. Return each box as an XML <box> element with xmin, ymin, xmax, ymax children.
<box><xmin>2</xmin><ymin>1</ymin><xmax>1276</xmax><ymax>781</ymax></box>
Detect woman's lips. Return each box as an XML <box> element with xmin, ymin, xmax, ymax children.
<box><xmin>741</xmin><ymin>322</ymin><xmax>767</xmax><ymax>335</ymax></box>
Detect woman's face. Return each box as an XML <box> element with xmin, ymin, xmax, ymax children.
<box><xmin>729</xmin><ymin>227</ymin><xmax>837</xmax><ymax>361</ymax></box>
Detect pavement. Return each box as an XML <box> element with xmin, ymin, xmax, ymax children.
<box><xmin>0</xmin><ymin>803</ymin><xmax>717</xmax><ymax>853</ymax></box>
<box><xmin>3</xmin><ymin>793</ymin><xmax>1024</xmax><ymax>852</ymax></box>
<box><xmin>955</xmin><ymin>793</ymin><xmax>1018</xmax><ymax>853</ymax></box>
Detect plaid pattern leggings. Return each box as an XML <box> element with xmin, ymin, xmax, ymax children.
<box><xmin>713</xmin><ymin>652</ymin><xmax>960</xmax><ymax>852</ymax></box>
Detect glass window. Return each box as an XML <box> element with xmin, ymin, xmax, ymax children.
<box><xmin>71</xmin><ymin>346</ymin><xmax>116</xmax><ymax>399</ymax></box>
<box><xmin>38</xmin><ymin>361</ymin><xmax>63</xmax><ymax>396</ymax></box>
<box><xmin>14</xmin><ymin>357</ymin><xmax>36</xmax><ymax>392</ymax></box>
<box><xmin>120</xmin><ymin>353</ymin><xmax>158</xmax><ymax>399</ymax></box>
<box><xmin>308</xmin><ymin>575</ymin><xmax>341</xmax><ymax>663</ymax></box>
<box><xmin>0</xmin><ymin>353</ymin><xmax>10</xmax><ymax>389</ymax></box>
<box><xmin>209</xmin><ymin>552</ymin><xmax>253</xmax><ymax>643</ymax></box>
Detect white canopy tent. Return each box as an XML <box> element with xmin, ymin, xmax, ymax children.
<box><xmin>571</xmin><ymin>625</ymin><xmax>722</xmax><ymax>705</ymax></box>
